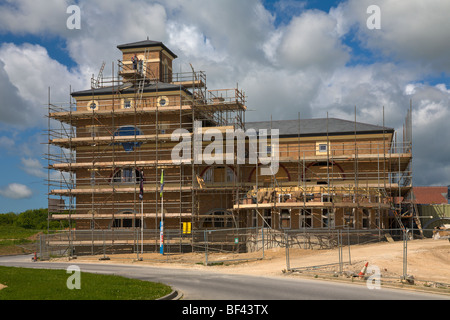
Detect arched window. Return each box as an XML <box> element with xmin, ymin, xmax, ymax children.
<box><xmin>111</xmin><ymin>210</ymin><xmax>142</xmax><ymax>229</ymax></box>
<box><xmin>111</xmin><ymin>167</ymin><xmax>141</xmax><ymax>184</ymax></box>
<box><xmin>200</xmin><ymin>209</ymin><xmax>236</xmax><ymax>229</ymax></box>
<box><xmin>202</xmin><ymin>166</ymin><xmax>236</xmax><ymax>183</ymax></box>
<box><xmin>112</xmin><ymin>126</ymin><xmax>143</xmax><ymax>152</ymax></box>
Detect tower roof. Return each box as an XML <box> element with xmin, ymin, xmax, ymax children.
<box><xmin>71</xmin><ymin>81</ymin><xmax>190</xmax><ymax>97</ymax></box>
<box><xmin>117</xmin><ymin>40</ymin><xmax>177</xmax><ymax>58</ymax></box>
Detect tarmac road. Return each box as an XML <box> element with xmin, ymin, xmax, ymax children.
<box><xmin>0</xmin><ymin>254</ymin><xmax>448</xmax><ymax>301</ymax></box>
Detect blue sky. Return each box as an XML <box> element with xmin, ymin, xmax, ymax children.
<box><xmin>0</xmin><ymin>0</ymin><xmax>449</xmax><ymax>213</ymax></box>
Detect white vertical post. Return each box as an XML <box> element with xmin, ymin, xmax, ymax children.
<box><xmin>141</xmin><ymin>200</ymin><xmax>144</xmax><ymax>257</ymax></box>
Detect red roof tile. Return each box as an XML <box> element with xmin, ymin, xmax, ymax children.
<box><xmin>413</xmin><ymin>187</ymin><xmax>448</xmax><ymax>204</ymax></box>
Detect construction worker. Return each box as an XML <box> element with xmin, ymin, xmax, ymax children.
<box><xmin>132</xmin><ymin>54</ymin><xmax>138</xmax><ymax>70</ymax></box>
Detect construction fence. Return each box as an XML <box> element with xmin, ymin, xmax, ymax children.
<box><xmin>38</xmin><ymin>227</ymin><xmax>269</xmax><ymax>261</ymax></box>
<box><xmin>37</xmin><ymin>227</ymin><xmax>427</xmax><ymax>259</ymax></box>
<box><xmin>35</xmin><ymin>226</ymin><xmax>450</xmax><ymax>287</ymax></box>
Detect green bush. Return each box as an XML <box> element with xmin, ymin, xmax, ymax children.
<box><xmin>0</xmin><ymin>212</ymin><xmax>16</xmax><ymax>226</ymax></box>
<box><xmin>13</xmin><ymin>208</ymin><xmax>47</xmax><ymax>229</ymax></box>
<box><xmin>0</xmin><ymin>208</ymin><xmax>68</xmax><ymax>230</ymax></box>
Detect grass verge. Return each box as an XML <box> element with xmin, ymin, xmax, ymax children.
<box><xmin>0</xmin><ymin>266</ymin><xmax>172</xmax><ymax>300</ymax></box>
<box><xmin>0</xmin><ymin>226</ymin><xmax>39</xmax><ymax>256</ymax></box>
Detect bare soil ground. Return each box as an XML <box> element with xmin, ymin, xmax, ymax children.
<box><xmin>59</xmin><ymin>238</ymin><xmax>450</xmax><ymax>291</ymax></box>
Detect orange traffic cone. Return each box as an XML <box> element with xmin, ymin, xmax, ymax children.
<box><xmin>358</xmin><ymin>262</ymin><xmax>368</xmax><ymax>278</ymax></box>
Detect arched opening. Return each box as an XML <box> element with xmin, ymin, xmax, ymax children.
<box><xmin>110</xmin><ymin>210</ymin><xmax>143</xmax><ymax>229</ymax></box>
<box><xmin>111</xmin><ymin>167</ymin><xmax>142</xmax><ymax>184</ymax></box>
<box><xmin>302</xmin><ymin>161</ymin><xmax>345</xmax><ymax>184</ymax></box>
<box><xmin>112</xmin><ymin>125</ymin><xmax>144</xmax><ymax>152</ymax></box>
<box><xmin>199</xmin><ymin>209</ymin><xmax>237</xmax><ymax>229</ymax></box>
<box><xmin>247</xmin><ymin>164</ymin><xmax>291</xmax><ymax>183</ymax></box>
<box><xmin>201</xmin><ymin>165</ymin><xmax>236</xmax><ymax>183</ymax></box>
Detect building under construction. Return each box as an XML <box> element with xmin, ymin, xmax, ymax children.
<box><xmin>46</xmin><ymin>40</ymin><xmax>419</xmax><ymax>254</ymax></box>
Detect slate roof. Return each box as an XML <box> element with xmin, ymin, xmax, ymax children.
<box><xmin>246</xmin><ymin>118</ymin><xmax>394</xmax><ymax>137</ymax></box>
<box><xmin>117</xmin><ymin>40</ymin><xmax>177</xmax><ymax>58</ymax></box>
<box><xmin>71</xmin><ymin>81</ymin><xmax>190</xmax><ymax>97</ymax></box>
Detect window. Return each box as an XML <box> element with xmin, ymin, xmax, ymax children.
<box><xmin>321</xmin><ymin>193</ymin><xmax>333</xmax><ymax>202</ymax></box>
<box><xmin>163</xmin><ymin>60</ymin><xmax>169</xmax><ymax>82</ymax></box>
<box><xmin>343</xmin><ymin>209</ymin><xmax>355</xmax><ymax>229</ymax></box>
<box><xmin>112</xmin><ymin>126</ymin><xmax>143</xmax><ymax>152</ymax></box>
<box><xmin>122</xmin><ymin>168</ymin><xmax>134</xmax><ymax>183</ymax></box>
<box><xmin>362</xmin><ymin>209</ymin><xmax>370</xmax><ymax>229</ymax></box>
<box><xmin>226</xmin><ymin>167</ymin><xmax>235</xmax><ymax>183</ymax></box>
<box><xmin>299</xmin><ymin>209</ymin><xmax>312</xmax><ymax>228</ymax></box>
<box><xmin>112</xmin><ymin>168</ymin><xmax>140</xmax><ymax>184</ymax></box>
<box><xmin>159</xmin><ymin>98</ymin><xmax>167</xmax><ymax>106</ymax></box>
<box><xmin>280</xmin><ymin>209</ymin><xmax>291</xmax><ymax>229</ymax></box>
<box><xmin>200</xmin><ymin>209</ymin><xmax>234</xmax><ymax>228</ymax></box>
<box><xmin>252</xmin><ymin>210</ymin><xmax>258</xmax><ymax>227</ymax></box>
<box><xmin>321</xmin><ymin>208</ymin><xmax>334</xmax><ymax>228</ymax></box>
<box><xmin>278</xmin><ymin>194</ymin><xmax>291</xmax><ymax>203</ymax></box>
<box><xmin>263</xmin><ymin>209</ymin><xmax>272</xmax><ymax>228</ymax></box>
<box><xmin>157</xmin><ymin>96</ymin><xmax>169</xmax><ymax>107</ymax></box>
<box><xmin>87</xmin><ymin>100</ymin><xmax>99</xmax><ymax>111</ymax></box>
<box><xmin>113</xmin><ymin>218</ymin><xmax>141</xmax><ymax>228</ymax></box>
<box><xmin>123</xmin><ymin>98</ymin><xmax>132</xmax><ymax>109</ymax></box>
<box><xmin>202</xmin><ymin>166</ymin><xmax>235</xmax><ymax>183</ymax></box>
<box><xmin>203</xmin><ymin>167</ymin><xmax>214</xmax><ymax>183</ymax></box>
<box><xmin>316</xmin><ymin>142</ymin><xmax>329</xmax><ymax>155</ymax></box>
<box><xmin>374</xmin><ymin>210</ymin><xmax>380</xmax><ymax>229</ymax></box>
<box><xmin>112</xmin><ymin>211</ymin><xmax>141</xmax><ymax>229</ymax></box>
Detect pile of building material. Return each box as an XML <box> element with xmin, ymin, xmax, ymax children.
<box><xmin>432</xmin><ymin>225</ymin><xmax>450</xmax><ymax>240</ymax></box>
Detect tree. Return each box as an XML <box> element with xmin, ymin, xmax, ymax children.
<box><xmin>14</xmin><ymin>209</ymin><xmax>48</xmax><ymax>229</ymax></box>
<box><xmin>0</xmin><ymin>212</ymin><xmax>17</xmax><ymax>226</ymax></box>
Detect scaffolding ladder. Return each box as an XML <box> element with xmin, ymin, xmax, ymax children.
<box><xmin>136</xmin><ymin>48</ymin><xmax>150</xmax><ymax>108</ymax></box>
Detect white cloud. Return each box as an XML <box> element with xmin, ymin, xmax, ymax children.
<box><xmin>241</xmin><ymin>66</ymin><xmax>321</xmax><ymax>121</ymax></box>
<box><xmin>164</xmin><ymin>0</ymin><xmax>274</xmax><ymax>64</ymax></box>
<box><xmin>262</xmin><ymin>30</ymin><xmax>283</xmax><ymax>65</ymax></box>
<box><xmin>276</xmin><ymin>10</ymin><xmax>350</xmax><ymax>72</ymax></box>
<box><xmin>21</xmin><ymin>157</ymin><xmax>46</xmax><ymax>178</ymax></box>
<box><xmin>167</xmin><ymin>23</ymin><xmax>226</xmax><ymax>63</ymax></box>
<box><xmin>407</xmin><ymin>85</ymin><xmax>450</xmax><ymax>185</ymax></box>
<box><xmin>0</xmin><ymin>183</ymin><xmax>33</xmax><ymax>199</ymax></box>
<box><xmin>0</xmin><ymin>0</ymin><xmax>449</xmax><ymax>189</ymax></box>
<box><xmin>342</xmin><ymin>0</ymin><xmax>450</xmax><ymax>73</ymax></box>
<box><xmin>0</xmin><ymin>59</ymin><xmax>37</xmax><ymax>127</ymax></box>
<box><xmin>0</xmin><ymin>43</ymin><xmax>86</xmax><ymax>128</ymax></box>
<box><xmin>65</xmin><ymin>0</ymin><xmax>168</xmax><ymax>71</ymax></box>
<box><xmin>0</xmin><ymin>136</ymin><xmax>14</xmax><ymax>149</ymax></box>
<box><xmin>0</xmin><ymin>0</ymin><xmax>70</xmax><ymax>35</ymax></box>
<box><xmin>310</xmin><ymin>63</ymin><xmax>416</xmax><ymax>125</ymax></box>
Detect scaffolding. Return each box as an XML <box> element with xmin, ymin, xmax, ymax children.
<box><xmin>232</xmin><ymin>106</ymin><xmax>417</xmax><ymax>238</ymax></box>
<box><xmin>44</xmin><ymin>40</ymin><xmax>417</xmax><ymax>256</ymax></box>
<box><xmin>45</xmin><ymin>46</ymin><xmax>247</xmax><ymax>253</ymax></box>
